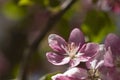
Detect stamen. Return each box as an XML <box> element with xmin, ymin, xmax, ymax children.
<box><xmin>61</xmin><ymin>45</ymin><xmax>69</xmax><ymax>54</ymax></box>
<box><xmin>61</xmin><ymin>42</ymin><xmax>80</xmax><ymax>58</ymax></box>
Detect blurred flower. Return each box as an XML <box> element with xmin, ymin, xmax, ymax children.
<box><xmin>112</xmin><ymin>3</ymin><xmax>120</xmax><ymax>14</ymax></box>
<box><xmin>97</xmin><ymin>0</ymin><xmax>120</xmax><ymax>14</ymax></box>
<box><xmin>46</xmin><ymin>28</ymin><xmax>99</xmax><ymax>67</ymax></box>
<box><xmin>100</xmin><ymin>66</ymin><xmax>120</xmax><ymax>80</ymax></box>
<box><xmin>97</xmin><ymin>0</ymin><xmax>111</xmax><ymax>11</ymax></box>
<box><xmin>99</xmin><ymin>33</ymin><xmax>120</xmax><ymax>80</ymax></box>
<box><xmin>52</xmin><ymin>67</ymin><xmax>88</xmax><ymax>80</ymax></box>
<box><xmin>105</xmin><ymin>33</ymin><xmax>120</xmax><ymax>67</ymax></box>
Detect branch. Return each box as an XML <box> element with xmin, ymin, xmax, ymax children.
<box><xmin>19</xmin><ymin>0</ymin><xmax>77</xmax><ymax>80</ymax></box>
<box><xmin>32</xmin><ymin>0</ymin><xmax>77</xmax><ymax>49</ymax></box>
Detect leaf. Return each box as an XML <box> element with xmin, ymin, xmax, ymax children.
<box><xmin>81</xmin><ymin>10</ymin><xmax>115</xmax><ymax>42</ymax></box>
<box><xmin>39</xmin><ymin>72</ymin><xmax>59</xmax><ymax>80</ymax></box>
<box><xmin>18</xmin><ymin>0</ymin><xmax>34</xmax><ymax>6</ymax></box>
<box><xmin>19</xmin><ymin>0</ymin><xmax>49</xmax><ymax>8</ymax></box>
<box><xmin>49</xmin><ymin>0</ymin><xmax>60</xmax><ymax>8</ymax></box>
<box><xmin>34</xmin><ymin>0</ymin><xmax>49</xmax><ymax>8</ymax></box>
<box><xmin>62</xmin><ymin>2</ymin><xmax>78</xmax><ymax>21</ymax></box>
<box><xmin>2</xmin><ymin>1</ymin><xmax>27</xmax><ymax>20</ymax></box>
<box><xmin>57</xmin><ymin>18</ymin><xmax>70</xmax><ymax>40</ymax></box>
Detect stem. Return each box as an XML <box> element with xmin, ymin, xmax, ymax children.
<box><xmin>18</xmin><ymin>0</ymin><xmax>78</xmax><ymax>80</ymax></box>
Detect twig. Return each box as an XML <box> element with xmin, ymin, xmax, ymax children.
<box><xmin>19</xmin><ymin>0</ymin><xmax>77</xmax><ymax>80</ymax></box>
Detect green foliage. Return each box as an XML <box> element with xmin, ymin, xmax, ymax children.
<box><xmin>35</xmin><ymin>0</ymin><xmax>48</xmax><ymax>7</ymax></box>
<box><xmin>58</xmin><ymin>18</ymin><xmax>70</xmax><ymax>40</ymax></box>
<box><xmin>49</xmin><ymin>0</ymin><xmax>60</xmax><ymax>7</ymax></box>
<box><xmin>37</xmin><ymin>0</ymin><xmax>60</xmax><ymax>8</ymax></box>
<box><xmin>18</xmin><ymin>0</ymin><xmax>34</xmax><ymax>6</ymax></box>
<box><xmin>2</xmin><ymin>1</ymin><xmax>27</xmax><ymax>20</ymax></box>
<box><xmin>18</xmin><ymin>0</ymin><xmax>47</xmax><ymax>7</ymax></box>
<box><xmin>63</xmin><ymin>1</ymin><xmax>80</xmax><ymax>21</ymax></box>
<box><xmin>12</xmin><ymin>64</ymin><xmax>20</xmax><ymax>79</ymax></box>
<box><xmin>40</xmin><ymin>72</ymin><xmax>59</xmax><ymax>80</ymax></box>
<box><xmin>18</xmin><ymin>0</ymin><xmax>60</xmax><ymax>8</ymax></box>
<box><xmin>81</xmin><ymin>10</ymin><xmax>115</xmax><ymax>42</ymax></box>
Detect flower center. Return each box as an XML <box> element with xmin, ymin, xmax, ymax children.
<box><xmin>61</xmin><ymin>42</ymin><xmax>79</xmax><ymax>58</ymax></box>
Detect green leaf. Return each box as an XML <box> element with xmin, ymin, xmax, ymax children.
<box><xmin>49</xmin><ymin>0</ymin><xmax>60</xmax><ymax>7</ymax></box>
<box><xmin>81</xmin><ymin>10</ymin><xmax>115</xmax><ymax>42</ymax></box>
<box><xmin>33</xmin><ymin>0</ymin><xmax>49</xmax><ymax>8</ymax></box>
<box><xmin>40</xmin><ymin>72</ymin><xmax>59</xmax><ymax>80</ymax></box>
<box><xmin>57</xmin><ymin>18</ymin><xmax>70</xmax><ymax>40</ymax></box>
<box><xmin>18</xmin><ymin>0</ymin><xmax>34</xmax><ymax>6</ymax></box>
<box><xmin>2</xmin><ymin>1</ymin><xmax>27</xmax><ymax>20</ymax></box>
<box><xmin>62</xmin><ymin>0</ymin><xmax>81</xmax><ymax>20</ymax></box>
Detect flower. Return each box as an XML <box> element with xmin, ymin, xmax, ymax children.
<box><xmin>97</xmin><ymin>0</ymin><xmax>111</xmax><ymax>12</ymax></box>
<box><xmin>86</xmin><ymin>33</ymin><xmax>120</xmax><ymax>70</ymax></box>
<box><xmin>104</xmin><ymin>33</ymin><xmax>120</xmax><ymax>67</ymax></box>
<box><xmin>46</xmin><ymin>28</ymin><xmax>99</xmax><ymax>67</ymax></box>
<box><xmin>52</xmin><ymin>67</ymin><xmax>88</xmax><ymax>80</ymax></box>
<box><xmin>99</xmin><ymin>33</ymin><xmax>120</xmax><ymax>80</ymax></box>
<box><xmin>97</xmin><ymin>0</ymin><xmax>120</xmax><ymax>14</ymax></box>
<box><xmin>86</xmin><ymin>44</ymin><xmax>105</xmax><ymax>70</ymax></box>
<box><xmin>86</xmin><ymin>43</ymin><xmax>114</xmax><ymax>79</ymax></box>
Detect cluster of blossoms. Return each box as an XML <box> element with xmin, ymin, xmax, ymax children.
<box><xmin>46</xmin><ymin>28</ymin><xmax>120</xmax><ymax>80</ymax></box>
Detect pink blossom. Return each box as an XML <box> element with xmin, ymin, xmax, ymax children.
<box><xmin>86</xmin><ymin>33</ymin><xmax>120</xmax><ymax>70</ymax></box>
<box><xmin>111</xmin><ymin>0</ymin><xmax>120</xmax><ymax>14</ymax></box>
<box><xmin>52</xmin><ymin>67</ymin><xmax>88</xmax><ymax>80</ymax></box>
<box><xmin>86</xmin><ymin>44</ymin><xmax>108</xmax><ymax>70</ymax></box>
<box><xmin>86</xmin><ymin>44</ymin><xmax>114</xmax><ymax>78</ymax></box>
<box><xmin>97</xmin><ymin>0</ymin><xmax>111</xmax><ymax>11</ymax></box>
<box><xmin>46</xmin><ymin>28</ymin><xmax>99</xmax><ymax>67</ymax></box>
<box><xmin>99</xmin><ymin>33</ymin><xmax>120</xmax><ymax>80</ymax></box>
<box><xmin>97</xmin><ymin>0</ymin><xmax>120</xmax><ymax>14</ymax></box>
<box><xmin>105</xmin><ymin>33</ymin><xmax>120</xmax><ymax>67</ymax></box>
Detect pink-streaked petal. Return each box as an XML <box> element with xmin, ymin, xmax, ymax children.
<box><xmin>79</xmin><ymin>56</ymin><xmax>90</xmax><ymax>62</ymax></box>
<box><xmin>69</xmin><ymin>58</ymin><xmax>81</xmax><ymax>67</ymax></box>
<box><xmin>86</xmin><ymin>45</ymin><xmax>105</xmax><ymax>69</ymax></box>
<box><xmin>86</xmin><ymin>59</ymin><xmax>104</xmax><ymax>69</ymax></box>
<box><xmin>105</xmin><ymin>33</ymin><xmax>120</xmax><ymax>56</ymax></box>
<box><xmin>80</xmin><ymin>43</ymin><xmax>99</xmax><ymax>57</ymax></box>
<box><xmin>68</xmin><ymin>28</ymin><xmax>85</xmax><ymax>47</ymax></box>
<box><xmin>52</xmin><ymin>67</ymin><xmax>88</xmax><ymax>80</ymax></box>
<box><xmin>64</xmin><ymin>67</ymin><xmax>88</xmax><ymax>80</ymax></box>
<box><xmin>48</xmin><ymin>34</ymin><xmax>67</xmax><ymax>53</ymax></box>
<box><xmin>76</xmin><ymin>53</ymin><xmax>90</xmax><ymax>62</ymax></box>
<box><xmin>86</xmin><ymin>59</ymin><xmax>96</xmax><ymax>69</ymax></box>
<box><xmin>52</xmin><ymin>74</ymin><xmax>71</xmax><ymax>80</ymax></box>
<box><xmin>95</xmin><ymin>60</ymin><xmax>104</xmax><ymax>69</ymax></box>
<box><xmin>46</xmin><ymin>52</ymin><xmax>70</xmax><ymax>65</ymax></box>
<box><xmin>104</xmin><ymin>47</ymin><xmax>114</xmax><ymax>67</ymax></box>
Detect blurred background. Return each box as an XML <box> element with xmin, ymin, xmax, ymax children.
<box><xmin>0</xmin><ymin>0</ymin><xmax>119</xmax><ymax>80</ymax></box>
